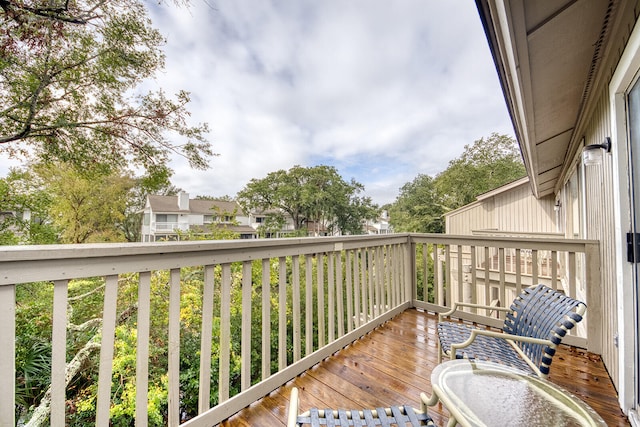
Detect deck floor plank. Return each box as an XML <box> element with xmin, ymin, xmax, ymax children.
<box><xmin>221</xmin><ymin>309</ymin><xmax>629</xmax><ymax>426</ymax></box>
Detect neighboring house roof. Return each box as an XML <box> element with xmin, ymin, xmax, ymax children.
<box><xmin>444</xmin><ymin>177</ymin><xmax>531</xmax><ymax>218</ymax></box>
<box><xmin>147</xmin><ymin>195</ymin><xmax>243</xmax><ymax>215</ymax></box>
<box><xmin>474</xmin><ymin>177</ymin><xmax>530</xmax><ymax>202</ymax></box>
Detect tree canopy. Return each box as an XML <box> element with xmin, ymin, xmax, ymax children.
<box><xmin>387</xmin><ymin>174</ymin><xmax>444</xmax><ymax>233</ymax></box>
<box><xmin>389</xmin><ymin>133</ymin><xmax>526</xmax><ymax>233</ymax></box>
<box><xmin>237</xmin><ymin>165</ymin><xmax>378</xmax><ymax>235</ymax></box>
<box><xmin>0</xmin><ymin>0</ymin><xmax>212</xmax><ymax>178</ymax></box>
<box><xmin>434</xmin><ymin>133</ymin><xmax>526</xmax><ymax>208</ymax></box>
<box><xmin>0</xmin><ymin>163</ymin><xmax>173</xmax><ymax>244</ymax></box>
<box><xmin>0</xmin><ymin>168</ymin><xmax>57</xmax><ymax>244</ymax></box>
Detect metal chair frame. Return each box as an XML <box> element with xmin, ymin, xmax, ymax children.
<box><xmin>437</xmin><ymin>284</ymin><xmax>587</xmax><ymax>378</ymax></box>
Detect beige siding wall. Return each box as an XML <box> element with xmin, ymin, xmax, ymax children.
<box><xmin>556</xmin><ymin>3</ymin><xmax>640</xmax><ymax>388</ymax></box>
<box><xmin>493</xmin><ymin>185</ymin><xmax>557</xmax><ymax>233</ymax></box>
<box><xmin>445</xmin><ymin>199</ymin><xmax>494</xmax><ymax>235</ymax></box>
<box><xmin>560</xmin><ymin>88</ymin><xmax>620</xmax><ymax>388</ymax></box>
<box><xmin>446</xmin><ymin>181</ymin><xmax>556</xmax><ymax>235</ymax></box>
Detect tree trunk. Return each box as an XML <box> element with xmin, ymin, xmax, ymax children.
<box><xmin>25</xmin><ymin>338</ymin><xmax>101</xmax><ymax>427</ymax></box>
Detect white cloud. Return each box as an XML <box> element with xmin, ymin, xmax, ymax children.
<box><xmin>0</xmin><ymin>0</ymin><xmax>513</xmax><ymax>205</ymax></box>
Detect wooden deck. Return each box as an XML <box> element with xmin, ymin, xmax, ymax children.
<box><xmin>221</xmin><ymin>309</ymin><xmax>629</xmax><ymax>427</ymax></box>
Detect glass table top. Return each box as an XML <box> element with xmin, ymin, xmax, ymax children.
<box><xmin>431</xmin><ymin>360</ymin><xmax>607</xmax><ymax>427</ymax></box>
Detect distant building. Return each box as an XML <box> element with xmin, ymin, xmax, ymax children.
<box><xmin>247</xmin><ymin>209</ymin><xmax>296</xmax><ymax>238</ymax></box>
<box><xmin>140</xmin><ymin>192</ymin><xmax>256</xmax><ymax>242</ymax></box>
<box><xmin>364</xmin><ymin>210</ymin><xmax>391</xmax><ymax>235</ymax></box>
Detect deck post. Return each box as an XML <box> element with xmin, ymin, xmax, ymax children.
<box><xmin>406</xmin><ymin>235</ymin><xmax>416</xmax><ymax>306</ymax></box>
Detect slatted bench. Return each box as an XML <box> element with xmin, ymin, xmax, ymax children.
<box><xmin>437</xmin><ymin>284</ymin><xmax>586</xmax><ymax>378</ymax></box>
<box><xmin>287</xmin><ymin>387</ymin><xmax>435</xmax><ymax>427</ymax></box>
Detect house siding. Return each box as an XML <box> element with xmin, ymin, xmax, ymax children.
<box><xmin>446</xmin><ymin>180</ymin><xmax>557</xmax><ymax>235</ymax></box>
<box><xmin>557</xmin><ymin>88</ymin><xmax>621</xmax><ymax>389</ymax></box>
<box><xmin>445</xmin><ymin>200</ymin><xmax>494</xmax><ymax>235</ymax></box>
<box><xmin>555</xmin><ymin>3</ymin><xmax>640</xmax><ymax>391</ymax></box>
<box><xmin>445</xmin><ymin>180</ymin><xmax>560</xmax><ymax>310</ymax></box>
<box><xmin>493</xmin><ymin>184</ymin><xmax>557</xmax><ymax>233</ymax></box>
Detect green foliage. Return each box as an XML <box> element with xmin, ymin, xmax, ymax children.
<box><xmin>35</xmin><ymin>163</ymin><xmax>135</xmax><ymax>243</ymax></box>
<box><xmin>0</xmin><ymin>0</ymin><xmax>211</xmax><ymax>179</ymax></box>
<box><xmin>434</xmin><ymin>133</ymin><xmax>526</xmax><ymax>209</ymax></box>
<box><xmin>237</xmin><ymin>165</ymin><xmax>379</xmax><ymax>235</ymax></box>
<box><xmin>257</xmin><ymin>212</ymin><xmax>287</xmax><ymax>238</ymax></box>
<box><xmin>1</xmin><ymin>164</ymin><xmax>179</xmax><ymax>244</ymax></box>
<box><xmin>0</xmin><ymin>169</ymin><xmax>58</xmax><ymax>245</ymax></box>
<box><xmin>15</xmin><ymin>252</ymin><xmax>375</xmax><ymax>425</ymax></box>
<box><xmin>389</xmin><ymin>133</ymin><xmax>526</xmax><ymax>232</ymax></box>
<box><xmin>388</xmin><ymin>174</ymin><xmax>444</xmax><ymax>233</ymax></box>
<box><xmin>15</xmin><ymin>283</ymin><xmax>54</xmax><ymax>418</ymax></box>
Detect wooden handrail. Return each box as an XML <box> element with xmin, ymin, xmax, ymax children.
<box><xmin>0</xmin><ymin>233</ymin><xmax>601</xmax><ymax>426</ymax></box>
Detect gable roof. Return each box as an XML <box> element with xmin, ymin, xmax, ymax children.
<box><xmin>444</xmin><ymin>176</ymin><xmax>531</xmax><ymax>218</ymax></box>
<box><xmin>147</xmin><ymin>195</ymin><xmax>244</xmax><ymax>215</ymax></box>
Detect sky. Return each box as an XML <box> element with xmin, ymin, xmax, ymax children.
<box><xmin>1</xmin><ymin>0</ymin><xmax>515</xmax><ymax>206</ymax></box>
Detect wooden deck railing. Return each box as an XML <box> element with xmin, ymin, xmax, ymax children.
<box><xmin>0</xmin><ymin>233</ymin><xmax>601</xmax><ymax>426</ymax></box>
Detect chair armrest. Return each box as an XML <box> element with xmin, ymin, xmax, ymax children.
<box><xmin>439</xmin><ymin>302</ymin><xmax>511</xmax><ymax>322</ymax></box>
<box><xmin>287</xmin><ymin>387</ymin><xmax>299</xmax><ymax>427</ymax></box>
<box><xmin>450</xmin><ymin>329</ymin><xmax>552</xmax><ymax>356</ymax></box>
<box><xmin>449</xmin><ymin>328</ymin><xmax>553</xmax><ymax>375</ymax></box>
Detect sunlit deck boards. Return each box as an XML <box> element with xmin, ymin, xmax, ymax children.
<box><xmin>221</xmin><ymin>309</ymin><xmax>628</xmax><ymax>427</ymax></box>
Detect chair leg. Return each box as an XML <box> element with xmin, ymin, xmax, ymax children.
<box><xmin>287</xmin><ymin>387</ymin><xmax>299</xmax><ymax>427</ymax></box>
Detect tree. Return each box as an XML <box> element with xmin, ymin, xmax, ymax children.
<box><xmin>434</xmin><ymin>133</ymin><xmax>526</xmax><ymax>210</ymax></box>
<box><xmin>0</xmin><ymin>168</ymin><xmax>58</xmax><ymax>244</ymax></box>
<box><xmin>331</xmin><ymin>193</ymin><xmax>379</xmax><ymax>236</ymax></box>
<box><xmin>36</xmin><ymin>163</ymin><xmax>134</xmax><ymax>243</ymax></box>
<box><xmin>237</xmin><ymin>165</ymin><xmax>378</xmax><ymax>235</ymax></box>
<box><xmin>0</xmin><ymin>0</ymin><xmax>212</xmax><ymax>178</ymax></box>
<box><xmin>388</xmin><ymin>133</ymin><xmax>525</xmax><ymax>233</ymax></box>
<box><xmin>175</xmin><ymin>204</ymin><xmax>242</xmax><ymax>241</ymax></box>
<box><xmin>388</xmin><ymin>174</ymin><xmax>444</xmax><ymax>233</ymax></box>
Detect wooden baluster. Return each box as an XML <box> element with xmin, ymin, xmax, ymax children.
<box><xmin>345</xmin><ymin>251</ymin><xmax>353</xmax><ymax>333</ymax></box>
<box><xmin>199</xmin><ymin>265</ymin><xmax>215</xmax><ymax>413</ymax></box>
<box><xmin>262</xmin><ymin>259</ymin><xmax>272</xmax><ymax>380</ymax></box>
<box><xmin>136</xmin><ymin>272</ymin><xmax>151</xmax><ymax>426</ymax></box>
<box><xmin>305</xmin><ymin>255</ymin><xmax>314</xmax><ymax>354</ymax></box>
<box><xmin>278</xmin><ymin>258</ymin><xmax>287</xmax><ymax>370</ymax></box>
<box><xmin>292</xmin><ymin>256</ymin><xmax>301</xmax><ymax>361</ymax></box>
<box><xmin>96</xmin><ymin>275</ymin><xmax>119</xmax><ymax>427</ymax></box>
<box><xmin>51</xmin><ymin>279</ymin><xmax>68</xmax><ymax>426</ymax></box>
<box><xmin>241</xmin><ymin>261</ymin><xmax>253</xmax><ymax>390</ymax></box>
<box><xmin>327</xmin><ymin>252</ymin><xmax>335</xmax><ymax>342</ymax></box>
<box><xmin>317</xmin><ymin>254</ymin><xmax>326</xmax><ymax>347</ymax></box>
<box><xmin>219</xmin><ymin>264</ymin><xmax>232</xmax><ymax>402</ymax></box>
<box><xmin>167</xmin><ymin>270</ymin><xmax>181</xmax><ymax>427</ymax></box>
<box><xmin>336</xmin><ymin>251</ymin><xmax>344</xmax><ymax>337</ymax></box>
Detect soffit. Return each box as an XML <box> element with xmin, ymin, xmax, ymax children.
<box><xmin>477</xmin><ymin>0</ymin><xmax>616</xmax><ymax>197</ymax></box>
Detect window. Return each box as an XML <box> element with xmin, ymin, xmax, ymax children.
<box><xmin>156</xmin><ymin>214</ymin><xmax>178</xmax><ymax>223</ymax></box>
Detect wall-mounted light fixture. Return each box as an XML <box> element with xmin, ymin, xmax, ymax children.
<box><xmin>582</xmin><ymin>137</ymin><xmax>612</xmax><ymax>166</ymax></box>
